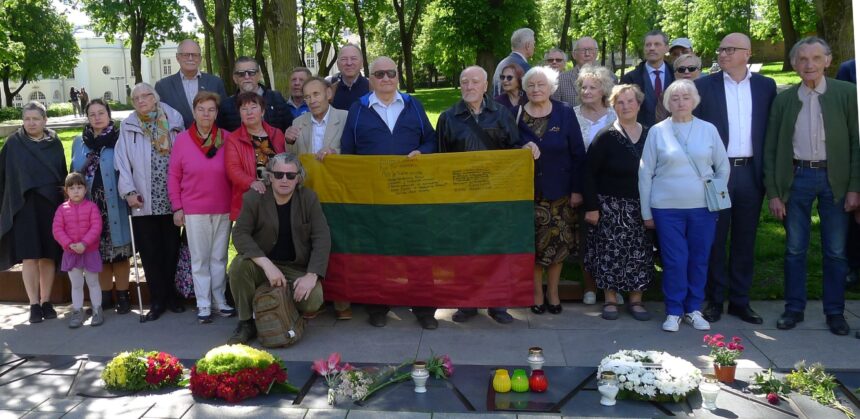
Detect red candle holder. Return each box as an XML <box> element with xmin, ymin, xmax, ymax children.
<box><xmin>529</xmin><ymin>369</ymin><xmax>548</xmax><ymax>392</ymax></box>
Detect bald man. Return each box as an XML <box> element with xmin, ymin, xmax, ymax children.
<box><xmin>155</xmin><ymin>39</ymin><xmax>228</xmax><ymax>128</ymax></box>
<box><xmin>693</xmin><ymin>33</ymin><xmax>777</xmax><ymax>325</ymax></box>
<box><xmin>339</xmin><ymin>56</ymin><xmax>439</xmax><ymax>329</ymax></box>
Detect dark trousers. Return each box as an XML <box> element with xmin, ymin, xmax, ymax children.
<box><xmin>366</xmin><ymin>304</ymin><xmax>436</xmax><ymax>319</ymax></box>
<box><xmin>848</xmin><ymin>214</ymin><xmax>860</xmax><ymax>271</ymax></box>
<box><xmin>132</xmin><ymin>215</ymin><xmax>181</xmax><ymax>308</ymax></box>
<box><xmin>706</xmin><ymin>164</ymin><xmax>762</xmax><ymax>307</ymax></box>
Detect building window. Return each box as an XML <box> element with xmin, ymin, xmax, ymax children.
<box><xmin>53</xmin><ymin>90</ymin><xmax>61</xmax><ymax>100</ymax></box>
<box><xmin>102</xmin><ymin>65</ymin><xmax>111</xmax><ymax>75</ymax></box>
<box><xmin>305</xmin><ymin>54</ymin><xmax>317</xmax><ymax>69</ymax></box>
<box><xmin>13</xmin><ymin>94</ymin><xmax>23</xmax><ymax>108</ymax></box>
<box><xmin>162</xmin><ymin>59</ymin><xmax>172</xmax><ymax>76</ymax></box>
<box><xmin>68</xmin><ymin>69</ymin><xmax>75</xmax><ymax>79</ymax></box>
<box><xmin>103</xmin><ymin>91</ymin><xmax>113</xmax><ymax>101</ymax></box>
<box><xmin>29</xmin><ymin>91</ymin><xmax>47</xmax><ymax>106</ymax></box>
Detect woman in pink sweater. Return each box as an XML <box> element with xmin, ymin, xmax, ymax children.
<box><xmin>52</xmin><ymin>172</ymin><xmax>103</xmax><ymax>328</ymax></box>
<box><xmin>168</xmin><ymin>91</ymin><xmax>234</xmax><ymax>324</ymax></box>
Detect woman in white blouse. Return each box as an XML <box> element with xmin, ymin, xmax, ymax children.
<box><xmin>638</xmin><ymin>79</ymin><xmax>729</xmax><ymax>333</ymax></box>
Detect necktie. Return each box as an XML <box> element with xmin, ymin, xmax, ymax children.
<box><xmin>653</xmin><ymin>70</ymin><xmax>663</xmax><ymax>98</ymax></box>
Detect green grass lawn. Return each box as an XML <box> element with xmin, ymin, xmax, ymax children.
<box><xmin>758</xmin><ymin>62</ymin><xmax>801</xmax><ymax>85</ymax></box>
<box><xmin>1</xmin><ymin>88</ymin><xmax>849</xmax><ymax>301</ymax></box>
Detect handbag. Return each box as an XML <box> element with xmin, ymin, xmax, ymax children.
<box><xmin>174</xmin><ymin>229</ymin><xmax>195</xmax><ymax>298</ymax></box>
<box><xmin>671</xmin><ymin>121</ymin><xmax>731</xmax><ymax>212</ymax></box>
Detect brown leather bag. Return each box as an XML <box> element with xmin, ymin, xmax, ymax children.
<box><xmin>253</xmin><ymin>285</ymin><xmax>306</xmax><ymax>348</ymax></box>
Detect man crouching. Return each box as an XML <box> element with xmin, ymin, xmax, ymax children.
<box><xmin>227</xmin><ymin>153</ymin><xmax>331</xmax><ymax>344</ymax></box>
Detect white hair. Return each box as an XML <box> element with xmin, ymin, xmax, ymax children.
<box><xmin>510</xmin><ymin>28</ymin><xmax>535</xmax><ymax>50</ymax></box>
<box><xmin>662</xmin><ymin>79</ymin><xmax>701</xmax><ymax>110</ymax></box>
<box><xmin>460</xmin><ymin>65</ymin><xmax>487</xmax><ymax>82</ymax></box>
<box><xmin>522</xmin><ymin>66</ymin><xmax>559</xmax><ymax>95</ymax></box>
<box><xmin>131</xmin><ymin>82</ymin><xmax>160</xmax><ymax>102</ymax></box>
<box><xmin>544</xmin><ymin>47</ymin><xmax>568</xmax><ymax>61</ymax></box>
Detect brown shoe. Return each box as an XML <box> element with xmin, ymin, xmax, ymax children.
<box><xmin>302</xmin><ymin>309</ymin><xmax>322</xmax><ymax>320</ymax></box>
<box><xmin>335</xmin><ymin>308</ymin><xmax>353</xmax><ymax>320</ymax></box>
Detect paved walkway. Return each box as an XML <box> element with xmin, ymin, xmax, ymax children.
<box><xmin>2</xmin><ymin>300</ymin><xmax>860</xmax><ymax>418</ymax></box>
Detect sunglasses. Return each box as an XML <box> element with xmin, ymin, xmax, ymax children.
<box><xmin>545</xmin><ymin>58</ymin><xmax>564</xmax><ymax>63</ymax></box>
<box><xmin>675</xmin><ymin>66</ymin><xmax>699</xmax><ymax>73</ymax></box>
<box><xmin>372</xmin><ymin>69</ymin><xmax>397</xmax><ymax>79</ymax></box>
<box><xmin>234</xmin><ymin>70</ymin><xmax>258</xmax><ymax>78</ymax></box>
<box><xmin>499</xmin><ymin>75</ymin><xmax>514</xmax><ymax>81</ymax></box>
<box><xmin>271</xmin><ymin>171</ymin><xmax>299</xmax><ymax>180</ymax></box>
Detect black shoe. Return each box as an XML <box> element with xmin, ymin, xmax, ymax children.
<box><xmin>530</xmin><ymin>304</ymin><xmax>547</xmax><ymax>314</ymax></box>
<box><xmin>701</xmin><ymin>302</ymin><xmax>723</xmax><ymax>322</ymax></box>
<box><xmin>727</xmin><ymin>304</ymin><xmax>763</xmax><ymax>324</ymax></box>
<box><xmin>29</xmin><ymin>304</ymin><xmax>43</xmax><ymax>324</ymax></box>
<box><xmin>452</xmin><ymin>309</ymin><xmax>478</xmax><ymax>323</ymax></box>
<box><xmin>547</xmin><ymin>303</ymin><xmax>562</xmax><ymax>314</ymax></box>
<box><xmin>826</xmin><ymin>314</ymin><xmax>850</xmax><ymax>336</ymax></box>
<box><xmin>41</xmin><ymin>302</ymin><xmax>57</xmax><ymax>320</ymax></box>
<box><xmin>489</xmin><ymin>309</ymin><xmax>514</xmax><ymax>324</ymax></box>
<box><xmin>417</xmin><ymin>316</ymin><xmax>438</xmax><ymax>330</ymax></box>
<box><xmin>776</xmin><ymin>311</ymin><xmax>804</xmax><ymax>330</ymax></box>
<box><xmin>168</xmin><ymin>300</ymin><xmax>186</xmax><ymax>313</ymax></box>
<box><xmin>145</xmin><ymin>305</ymin><xmax>165</xmax><ymax>321</ymax></box>
<box><xmin>227</xmin><ymin>320</ymin><xmax>257</xmax><ymax>344</ymax></box>
<box><xmin>101</xmin><ymin>291</ymin><xmax>115</xmax><ymax>310</ymax></box>
<box><xmin>116</xmin><ymin>290</ymin><xmax>131</xmax><ymax>315</ymax></box>
<box><xmin>368</xmin><ymin>312</ymin><xmax>388</xmax><ymax>327</ymax></box>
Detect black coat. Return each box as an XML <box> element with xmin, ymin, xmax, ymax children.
<box><xmin>620</xmin><ymin>61</ymin><xmax>675</xmax><ymax>127</ymax></box>
<box><xmin>218</xmin><ymin>84</ymin><xmax>294</xmax><ymax>133</ymax></box>
<box><xmin>437</xmin><ymin>95</ymin><xmax>524</xmax><ymax>152</ymax></box>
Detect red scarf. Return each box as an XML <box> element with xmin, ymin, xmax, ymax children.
<box><xmin>189</xmin><ymin>122</ymin><xmax>224</xmax><ymax>158</ymax></box>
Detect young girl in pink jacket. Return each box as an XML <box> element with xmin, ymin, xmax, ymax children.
<box><xmin>52</xmin><ymin>172</ymin><xmax>104</xmax><ymax>328</ymax></box>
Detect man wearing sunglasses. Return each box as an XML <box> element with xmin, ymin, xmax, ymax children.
<box><xmin>155</xmin><ymin>39</ymin><xmax>228</xmax><ymax>129</ymax></box>
<box><xmin>217</xmin><ymin>56</ymin><xmax>294</xmax><ymax>133</ymax></box>
<box><xmin>340</xmin><ymin>56</ymin><xmax>439</xmax><ymax>329</ymax></box>
<box><xmin>694</xmin><ymin>33</ymin><xmax>776</xmax><ymax>326</ymax></box>
<box><xmin>544</xmin><ymin>48</ymin><xmax>567</xmax><ymax>73</ymax></box>
<box><xmin>227</xmin><ymin>153</ymin><xmax>331</xmax><ymax>344</ymax></box>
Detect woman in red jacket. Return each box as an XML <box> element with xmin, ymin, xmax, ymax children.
<box><xmin>224</xmin><ymin>91</ymin><xmax>287</xmax><ymax>220</ymax></box>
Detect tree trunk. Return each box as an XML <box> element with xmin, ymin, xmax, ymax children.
<box><xmin>2</xmin><ymin>69</ymin><xmax>28</xmax><ymax>108</ymax></box>
<box><xmin>250</xmin><ymin>0</ymin><xmax>270</xmax><ymax>88</ymax></box>
<box><xmin>777</xmin><ymin>0</ymin><xmax>798</xmax><ymax>71</ymax></box>
<box><xmin>477</xmin><ymin>50</ymin><xmax>495</xmax><ymax>79</ymax></box>
<box><xmin>212</xmin><ymin>0</ymin><xmax>236</xmax><ymax>92</ymax></box>
<box><xmin>618</xmin><ymin>0</ymin><xmax>632</xmax><ymax>77</ymax></box>
<box><xmin>351</xmin><ymin>0</ymin><xmax>370</xmax><ymax>76</ymax></box>
<box><xmin>129</xmin><ymin>11</ymin><xmax>145</xmax><ymax>85</ymax></box>
<box><xmin>300</xmin><ymin>0</ymin><xmax>307</xmax><ymax>67</ymax></box>
<box><xmin>192</xmin><ymin>0</ymin><xmax>215</xmax><ymax>74</ymax></box>
<box><xmin>265</xmin><ymin>0</ymin><xmax>300</xmax><ymax>93</ymax></box>
<box><xmin>814</xmin><ymin>0</ymin><xmax>854</xmax><ymax>77</ymax></box>
<box><xmin>392</xmin><ymin>0</ymin><xmax>424</xmax><ymax>93</ymax></box>
<box><xmin>600</xmin><ymin>37</ymin><xmax>607</xmax><ymax>67</ymax></box>
<box><xmin>560</xmin><ymin>0</ymin><xmax>573</xmax><ymax>52</ymax></box>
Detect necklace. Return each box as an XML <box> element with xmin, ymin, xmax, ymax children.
<box><xmin>672</xmin><ymin>119</ymin><xmax>695</xmax><ymax>150</ymax></box>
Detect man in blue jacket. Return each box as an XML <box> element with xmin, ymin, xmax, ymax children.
<box><xmin>694</xmin><ymin>33</ymin><xmax>777</xmax><ymax>325</ymax></box>
<box><xmin>340</xmin><ymin>56</ymin><xmax>438</xmax><ymax>329</ymax></box>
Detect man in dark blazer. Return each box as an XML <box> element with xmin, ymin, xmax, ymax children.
<box><xmin>620</xmin><ymin>30</ymin><xmax>674</xmax><ymax>127</ymax></box>
<box><xmin>694</xmin><ymin>33</ymin><xmax>777</xmax><ymax>324</ymax></box>
<box><xmin>155</xmin><ymin>39</ymin><xmax>228</xmax><ymax>129</ymax></box>
<box><xmin>492</xmin><ymin>28</ymin><xmax>535</xmax><ymax>96</ymax></box>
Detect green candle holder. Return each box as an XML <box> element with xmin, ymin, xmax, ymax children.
<box><xmin>511</xmin><ymin>368</ymin><xmax>529</xmax><ymax>392</ymax></box>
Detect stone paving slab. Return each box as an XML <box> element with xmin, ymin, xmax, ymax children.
<box><xmin>741</xmin><ymin>328</ymin><xmax>860</xmax><ymax>369</ymax></box>
<box><xmin>416</xmin><ymin>329</ymin><xmax>565</xmax><ymax>366</ymax></box>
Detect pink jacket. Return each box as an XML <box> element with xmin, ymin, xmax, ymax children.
<box><xmin>52</xmin><ymin>200</ymin><xmax>103</xmax><ymax>252</ymax></box>
<box><xmin>167</xmin><ymin>129</ymin><xmax>231</xmax><ymax>215</ymax></box>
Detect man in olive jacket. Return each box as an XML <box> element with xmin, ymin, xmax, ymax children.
<box><xmin>227</xmin><ymin>153</ymin><xmax>331</xmax><ymax>344</ymax></box>
<box><xmin>763</xmin><ymin>37</ymin><xmax>860</xmax><ymax>336</ymax></box>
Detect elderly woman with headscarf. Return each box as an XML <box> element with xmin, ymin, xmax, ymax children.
<box><xmin>0</xmin><ymin>101</ymin><xmax>67</xmax><ymax>324</ymax></box>
<box><xmin>517</xmin><ymin>66</ymin><xmax>586</xmax><ymax>316</ymax></box>
<box><xmin>115</xmin><ymin>82</ymin><xmax>186</xmax><ymax>321</ymax></box>
<box><xmin>71</xmin><ymin>99</ymin><xmax>133</xmax><ymax>314</ymax></box>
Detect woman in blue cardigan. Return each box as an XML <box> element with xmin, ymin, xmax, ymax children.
<box><xmin>517</xmin><ymin>66</ymin><xmax>587</xmax><ymax>315</ymax></box>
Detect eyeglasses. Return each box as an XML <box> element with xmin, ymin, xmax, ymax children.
<box><xmin>676</xmin><ymin>66</ymin><xmax>700</xmax><ymax>73</ymax></box>
<box><xmin>717</xmin><ymin>47</ymin><xmax>748</xmax><ymax>56</ymax></box>
<box><xmin>545</xmin><ymin>58</ymin><xmax>564</xmax><ymax>63</ymax></box>
<box><xmin>177</xmin><ymin>52</ymin><xmax>201</xmax><ymax>59</ymax></box>
<box><xmin>575</xmin><ymin>48</ymin><xmax>597</xmax><ymax>54</ymax></box>
<box><xmin>499</xmin><ymin>75</ymin><xmax>514</xmax><ymax>81</ymax></box>
<box><xmin>372</xmin><ymin>69</ymin><xmax>397</xmax><ymax>79</ymax></box>
<box><xmin>271</xmin><ymin>171</ymin><xmax>299</xmax><ymax>180</ymax></box>
<box><xmin>132</xmin><ymin>92</ymin><xmax>154</xmax><ymax>102</ymax></box>
<box><xmin>234</xmin><ymin>70</ymin><xmax>258</xmax><ymax>78</ymax></box>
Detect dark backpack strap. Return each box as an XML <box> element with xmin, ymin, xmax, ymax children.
<box><xmin>463</xmin><ymin>112</ymin><xmax>499</xmax><ymax>150</ymax></box>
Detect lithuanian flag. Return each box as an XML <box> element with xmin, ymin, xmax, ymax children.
<box><xmin>301</xmin><ymin>149</ymin><xmax>535</xmax><ymax>307</ymax></box>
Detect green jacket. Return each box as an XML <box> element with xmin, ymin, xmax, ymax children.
<box><xmin>763</xmin><ymin>77</ymin><xmax>860</xmax><ymax>203</ymax></box>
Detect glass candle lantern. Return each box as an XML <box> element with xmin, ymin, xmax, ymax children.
<box><xmin>598</xmin><ymin>371</ymin><xmax>620</xmax><ymax>406</ymax></box>
<box><xmin>511</xmin><ymin>369</ymin><xmax>530</xmax><ymax>392</ymax></box>
<box><xmin>493</xmin><ymin>369</ymin><xmax>512</xmax><ymax>393</ymax></box>
<box><xmin>529</xmin><ymin>369</ymin><xmax>549</xmax><ymax>392</ymax></box>
<box><xmin>527</xmin><ymin>347</ymin><xmax>545</xmax><ymax>371</ymax></box>
<box><xmin>699</xmin><ymin>374</ymin><xmax>720</xmax><ymax>410</ymax></box>
<box><xmin>412</xmin><ymin>361</ymin><xmax>430</xmax><ymax>393</ymax></box>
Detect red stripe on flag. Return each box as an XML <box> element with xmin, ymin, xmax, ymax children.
<box><xmin>322</xmin><ymin>253</ymin><xmax>535</xmax><ymax>308</ymax></box>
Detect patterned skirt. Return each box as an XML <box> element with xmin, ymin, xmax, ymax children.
<box><xmin>535</xmin><ymin>197</ymin><xmax>578</xmax><ymax>266</ymax></box>
<box><xmin>584</xmin><ymin>195</ymin><xmax>654</xmax><ymax>292</ymax></box>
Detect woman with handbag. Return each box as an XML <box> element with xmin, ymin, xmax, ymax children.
<box><xmin>638</xmin><ymin>79</ymin><xmax>730</xmax><ymax>332</ymax></box>
<box><xmin>168</xmin><ymin>91</ymin><xmax>234</xmax><ymax>323</ymax></box>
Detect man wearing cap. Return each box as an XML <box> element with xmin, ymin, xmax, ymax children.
<box><xmin>669</xmin><ymin>38</ymin><xmax>693</xmax><ymax>62</ymax></box>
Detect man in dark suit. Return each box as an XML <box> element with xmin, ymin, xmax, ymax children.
<box><xmin>620</xmin><ymin>30</ymin><xmax>674</xmax><ymax>127</ymax></box>
<box><xmin>492</xmin><ymin>28</ymin><xmax>535</xmax><ymax>96</ymax></box>
<box><xmin>155</xmin><ymin>39</ymin><xmax>228</xmax><ymax>129</ymax></box>
<box><xmin>694</xmin><ymin>33</ymin><xmax>777</xmax><ymax>324</ymax></box>
<box><xmin>217</xmin><ymin>56</ymin><xmax>293</xmax><ymax>132</ymax></box>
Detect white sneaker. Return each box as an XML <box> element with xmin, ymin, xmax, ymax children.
<box><xmin>583</xmin><ymin>291</ymin><xmax>597</xmax><ymax>305</ymax></box>
<box><xmin>662</xmin><ymin>315</ymin><xmax>681</xmax><ymax>332</ymax></box>
<box><xmin>684</xmin><ymin>311</ymin><xmax>711</xmax><ymax>330</ymax></box>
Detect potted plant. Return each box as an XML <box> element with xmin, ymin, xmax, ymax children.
<box><xmin>704</xmin><ymin>334</ymin><xmax>744</xmax><ymax>383</ymax></box>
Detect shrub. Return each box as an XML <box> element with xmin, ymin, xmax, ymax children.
<box><xmin>0</xmin><ymin>107</ymin><xmax>21</xmax><ymax>123</ymax></box>
<box><xmin>47</xmin><ymin>103</ymin><xmax>75</xmax><ymax>118</ymax></box>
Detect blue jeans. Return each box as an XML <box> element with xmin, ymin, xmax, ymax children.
<box><xmin>652</xmin><ymin>208</ymin><xmax>718</xmax><ymax>316</ymax></box>
<box><xmin>783</xmin><ymin>167</ymin><xmax>849</xmax><ymax>315</ymax></box>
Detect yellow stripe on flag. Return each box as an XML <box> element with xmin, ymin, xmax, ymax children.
<box><xmin>300</xmin><ymin>149</ymin><xmax>534</xmax><ymax>205</ymax></box>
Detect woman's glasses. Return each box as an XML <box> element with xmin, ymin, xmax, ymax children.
<box><xmin>676</xmin><ymin>66</ymin><xmax>699</xmax><ymax>73</ymax></box>
<box><xmin>499</xmin><ymin>75</ymin><xmax>514</xmax><ymax>81</ymax></box>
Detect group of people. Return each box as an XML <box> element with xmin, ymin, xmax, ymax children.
<box><xmin>0</xmin><ymin>27</ymin><xmax>857</xmax><ymax>344</ymax></box>
<box><xmin>68</xmin><ymin>87</ymin><xmax>90</xmax><ymax>118</ymax></box>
